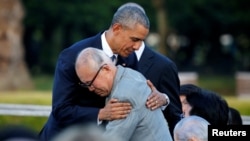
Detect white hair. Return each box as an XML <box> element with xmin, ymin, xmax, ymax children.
<box><xmin>174</xmin><ymin>115</ymin><xmax>210</xmax><ymax>141</ymax></box>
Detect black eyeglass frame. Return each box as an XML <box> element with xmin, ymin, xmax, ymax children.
<box><xmin>79</xmin><ymin>64</ymin><xmax>107</xmax><ymax>88</ymax></box>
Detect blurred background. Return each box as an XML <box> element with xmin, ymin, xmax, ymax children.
<box><xmin>0</xmin><ymin>0</ymin><xmax>250</xmax><ymax>131</ymax></box>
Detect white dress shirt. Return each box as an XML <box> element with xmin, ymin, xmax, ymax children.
<box><xmin>101</xmin><ymin>32</ymin><xmax>118</xmax><ymax>61</ymax></box>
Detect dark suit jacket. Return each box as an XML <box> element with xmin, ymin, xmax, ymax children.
<box><xmin>137</xmin><ymin>45</ymin><xmax>182</xmax><ymax>137</ymax></box>
<box><xmin>39</xmin><ymin>32</ymin><xmax>138</xmax><ymax>141</ymax></box>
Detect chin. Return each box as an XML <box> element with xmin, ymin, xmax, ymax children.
<box><xmin>102</xmin><ymin>94</ymin><xmax>109</xmax><ymax>97</ymax></box>
<box><xmin>98</xmin><ymin>93</ymin><xmax>107</xmax><ymax>97</ymax></box>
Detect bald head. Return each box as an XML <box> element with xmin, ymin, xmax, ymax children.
<box><xmin>75</xmin><ymin>47</ymin><xmax>116</xmax><ymax>95</ymax></box>
<box><xmin>75</xmin><ymin>47</ymin><xmax>112</xmax><ymax>71</ymax></box>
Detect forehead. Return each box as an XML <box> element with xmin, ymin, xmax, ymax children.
<box><xmin>179</xmin><ymin>95</ymin><xmax>186</xmax><ymax>101</ymax></box>
<box><xmin>126</xmin><ymin>24</ymin><xmax>149</xmax><ymax>40</ymax></box>
<box><xmin>77</xmin><ymin>66</ymin><xmax>94</xmax><ymax>80</ymax></box>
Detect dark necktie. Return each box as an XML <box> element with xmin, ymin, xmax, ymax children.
<box><xmin>111</xmin><ymin>55</ymin><xmax>116</xmax><ymax>63</ymax></box>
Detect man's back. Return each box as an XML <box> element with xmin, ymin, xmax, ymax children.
<box><xmin>105</xmin><ymin>66</ymin><xmax>172</xmax><ymax>141</ymax></box>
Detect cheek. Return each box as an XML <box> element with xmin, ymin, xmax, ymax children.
<box><xmin>182</xmin><ymin>105</ymin><xmax>187</xmax><ymax>112</ymax></box>
<box><xmin>179</xmin><ymin>96</ymin><xmax>185</xmax><ymax>102</ymax></box>
<box><xmin>99</xmin><ymin>77</ymin><xmax>112</xmax><ymax>94</ymax></box>
<box><xmin>186</xmin><ymin>105</ymin><xmax>192</xmax><ymax>115</ymax></box>
<box><xmin>121</xmin><ymin>40</ymin><xmax>133</xmax><ymax>49</ymax></box>
<box><xmin>117</xmin><ymin>32</ymin><xmax>129</xmax><ymax>43</ymax></box>
<box><xmin>182</xmin><ymin>104</ymin><xmax>192</xmax><ymax>116</ymax></box>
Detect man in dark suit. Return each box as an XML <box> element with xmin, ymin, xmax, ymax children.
<box><xmin>136</xmin><ymin>42</ymin><xmax>182</xmax><ymax>137</ymax></box>
<box><xmin>39</xmin><ymin>4</ymin><xmax>169</xmax><ymax>141</ymax></box>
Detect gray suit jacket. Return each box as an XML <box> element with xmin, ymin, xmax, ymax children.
<box><xmin>137</xmin><ymin>46</ymin><xmax>182</xmax><ymax>137</ymax></box>
<box><xmin>105</xmin><ymin>65</ymin><xmax>173</xmax><ymax>141</ymax></box>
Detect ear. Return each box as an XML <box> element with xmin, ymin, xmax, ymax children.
<box><xmin>112</xmin><ymin>23</ymin><xmax>123</xmax><ymax>33</ymax></box>
<box><xmin>102</xmin><ymin>64</ymin><xmax>111</xmax><ymax>71</ymax></box>
<box><xmin>188</xmin><ymin>136</ymin><xmax>198</xmax><ymax>141</ymax></box>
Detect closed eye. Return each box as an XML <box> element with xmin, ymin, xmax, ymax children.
<box><xmin>131</xmin><ymin>37</ymin><xmax>142</xmax><ymax>42</ymax></box>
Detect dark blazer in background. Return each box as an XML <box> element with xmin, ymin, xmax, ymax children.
<box><xmin>137</xmin><ymin>45</ymin><xmax>182</xmax><ymax>137</ymax></box>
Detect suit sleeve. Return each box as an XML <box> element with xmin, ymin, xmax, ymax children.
<box><xmin>159</xmin><ymin>60</ymin><xmax>182</xmax><ymax>136</ymax></box>
<box><xmin>51</xmin><ymin>54</ymin><xmax>105</xmax><ymax>127</ymax></box>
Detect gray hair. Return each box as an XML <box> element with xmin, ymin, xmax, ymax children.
<box><xmin>75</xmin><ymin>47</ymin><xmax>112</xmax><ymax>71</ymax></box>
<box><xmin>117</xmin><ymin>2</ymin><xmax>145</xmax><ymax>14</ymax></box>
<box><xmin>111</xmin><ymin>4</ymin><xmax>150</xmax><ymax>29</ymax></box>
<box><xmin>174</xmin><ymin>115</ymin><xmax>210</xmax><ymax>141</ymax></box>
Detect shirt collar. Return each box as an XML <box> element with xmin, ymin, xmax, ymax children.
<box><xmin>101</xmin><ymin>32</ymin><xmax>117</xmax><ymax>58</ymax></box>
<box><xmin>135</xmin><ymin>41</ymin><xmax>145</xmax><ymax>61</ymax></box>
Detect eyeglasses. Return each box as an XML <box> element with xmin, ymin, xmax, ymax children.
<box><xmin>79</xmin><ymin>64</ymin><xmax>106</xmax><ymax>88</ymax></box>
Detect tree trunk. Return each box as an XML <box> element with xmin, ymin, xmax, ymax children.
<box><xmin>152</xmin><ymin>0</ymin><xmax>168</xmax><ymax>56</ymax></box>
<box><xmin>0</xmin><ymin>0</ymin><xmax>33</xmax><ymax>90</ymax></box>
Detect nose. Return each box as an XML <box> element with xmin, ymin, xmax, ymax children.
<box><xmin>88</xmin><ymin>85</ymin><xmax>95</xmax><ymax>91</ymax></box>
<box><xmin>133</xmin><ymin>41</ymin><xmax>142</xmax><ymax>50</ymax></box>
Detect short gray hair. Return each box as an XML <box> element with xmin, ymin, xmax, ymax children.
<box><xmin>117</xmin><ymin>2</ymin><xmax>145</xmax><ymax>14</ymax></box>
<box><xmin>111</xmin><ymin>4</ymin><xmax>150</xmax><ymax>29</ymax></box>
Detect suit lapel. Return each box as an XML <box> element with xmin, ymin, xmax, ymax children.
<box><xmin>138</xmin><ymin>46</ymin><xmax>154</xmax><ymax>75</ymax></box>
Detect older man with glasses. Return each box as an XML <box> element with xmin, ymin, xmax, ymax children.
<box><xmin>75</xmin><ymin>47</ymin><xmax>172</xmax><ymax>141</ymax></box>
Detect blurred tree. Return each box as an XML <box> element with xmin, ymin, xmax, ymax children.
<box><xmin>23</xmin><ymin>0</ymin><xmax>122</xmax><ymax>74</ymax></box>
<box><xmin>166</xmin><ymin>0</ymin><xmax>250</xmax><ymax>73</ymax></box>
<box><xmin>21</xmin><ymin>0</ymin><xmax>250</xmax><ymax>76</ymax></box>
<box><xmin>152</xmin><ymin>0</ymin><xmax>168</xmax><ymax>56</ymax></box>
<box><xmin>0</xmin><ymin>0</ymin><xmax>33</xmax><ymax>90</ymax></box>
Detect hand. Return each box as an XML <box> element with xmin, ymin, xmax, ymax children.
<box><xmin>98</xmin><ymin>98</ymin><xmax>132</xmax><ymax>121</ymax></box>
<box><xmin>146</xmin><ymin>80</ymin><xmax>168</xmax><ymax>110</ymax></box>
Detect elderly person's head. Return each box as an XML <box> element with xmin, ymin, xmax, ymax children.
<box><xmin>75</xmin><ymin>47</ymin><xmax>117</xmax><ymax>97</ymax></box>
<box><xmin>174</xmin><ymin>115</ymin><xmax>210</xmax><ymax>141</ymax></box>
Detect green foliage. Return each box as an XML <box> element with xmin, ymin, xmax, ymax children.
<box><xmin>22</xmin><ymin>0</ymin><xmax>250</xmax><ymax>75</ymax></box>
<box><xmin>199</xmin><ymin>74</ymin><xmax>235</xmax><ymax>96</ymax></box>
<box><xmin>24</xmin><ymin>0</ymin><xmax>136</xmax><ymax>74</ymax></box>
<box><xmin>0</xmin><ymin>91</ymin><xmax>51</xmax><ymax>132</ymax></box>
<box><xmin>0</xmin><ymin>91</ymin><xmax>51</xmax><ymax>105</ymax></box>
<box><xmin>166</xmin><ymin>0</ymin><xmax>250</xmax><ymax>71</ymax></box>
<box><xmin>0</xmin><ymin>116</ymin><xmax>48</xmax><ymax>133</ymax></box>
<box><xmin>32</xmin><ymin>74</ymin><xmax>53</xmax><ymax>91</ymax></box>
<box><xmin>226</xmin><ymin>97</ymin><xmax>250</xmax><ymax>116</ymax></box>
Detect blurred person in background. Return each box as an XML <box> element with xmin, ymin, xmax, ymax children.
<box><xmin>179</xmin><ymin>84</ymin><xmax>229</xmax><ymax>125</ymax></box>
<box><xmin>174</xmin><ymin>115</ymin><xmax>210</xmax><ymax>141</ymax></box>
<box><xmin>51</xmin><ymin>124</ymin><xmax>123</xmax><ymax>141</ymax></box>
<box><xmin>228</xmin><ymin>107</ymin><xmax>243</xmax><ymax>125</ymax></box>
<box><xmin>0</xmin><ymin>124</ymin><xmax>39</xmax><ymax>141</ymax></box>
